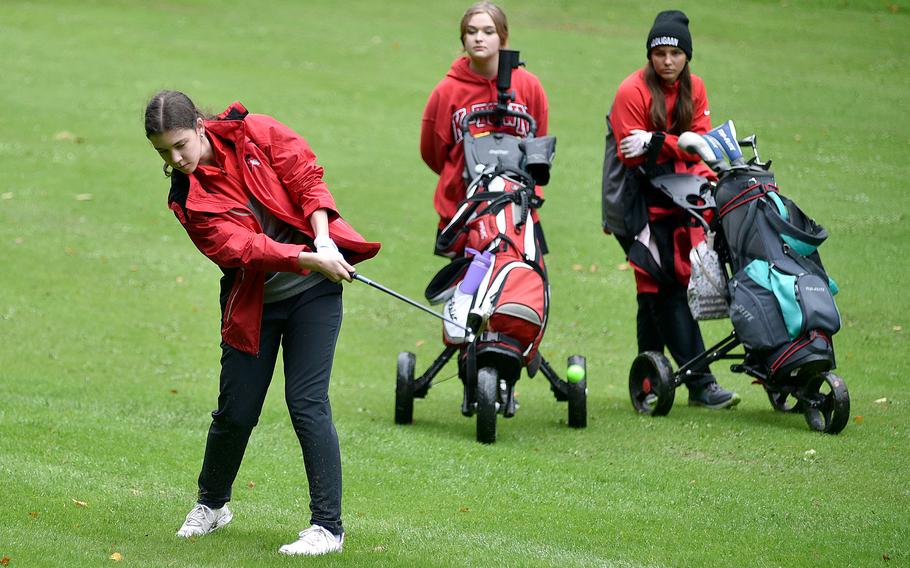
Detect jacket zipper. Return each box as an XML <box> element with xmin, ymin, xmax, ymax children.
<box><xmin>225</xmin><ymin>269</ymin><xmax>244</xmax><ymax>322</ymax></box>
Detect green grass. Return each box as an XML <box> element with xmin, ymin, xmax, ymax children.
<box><xmin>1</xmin><ymin>0</ymin><xmax>909</xmax><ymax>566</ymax></box>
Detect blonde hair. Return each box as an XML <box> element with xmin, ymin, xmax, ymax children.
<box><xmin>460</xmin><ymin>2</ymin><xmax>509</xmax><ymax>47</ymax></box>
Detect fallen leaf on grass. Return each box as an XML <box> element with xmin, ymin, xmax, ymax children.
<box><xmin>110</xmin><ymin>552</ymin><xmax>123</xmax><ymax>561</ymax></box>
<box><xmin>372</xmin><ymin>546</ymin><xmax>386</xmax><ymax>553</ymax></box>
<box><xmin>28</xmin><ymin>511</ymin><xmax>39</xmax><ymax>518</ymax></box>
<box><xmin>888</xmin><ymin>4</ymin><xmax>899</xmax><ymax>14</ymax></box>
<box><xmin>884</xmin><ymin>552</ymin><xmax>891</xmax><ymax>561</ymax></box>
<box><xmin>169</xmin><ymin>389</ymin><xmax>178</xmax><ymax>395</ymax></box>
<box><xmin>854</xmin><ymin>415</ymin><xmax>864</xmax><ymax>424</ymax></box>
<box><xmin>75</xmin><ymin>193</ymin><xmax>93</xmax><ymax>201</ymax></box>
<box><xmin>1</xmin><ymin>556</ymin><xmax>9</xmax><ymax>566</ymax></box>
<box><xmin>616</xmin><ymin>263</ymin><xmax>629</xmax><ymax>271</ymax></box>
<box><xmin>793</xmin><ymin>134</ymin><xmax>802</xmax><ymax>143</ymax></box>
<box><xmin>803</xmin><ymin>449</ymin><xmax>816</xmax><ymax>461</ymax></box>
<box><xmin>1</xmin><ymin>192</ymin><xmax>12</xmax><ymax>200</ymax></box>
<box><xmin>458</xmin><ymin>507</ymin><xmax>470</xmax><ymax>513</ymax></box>
<box><xmin>874</xmin><ymin>397</ymin><xmax>888</xmax><ymax>404</ymax></box>
<box><xmin>247</xmin><ymin>481</ymin><xmax>256</xmax><ymax>489</ymax></box>
<box><xmin>175</xmin><ymin>276</ymin><xmax>184</xmax><ymax>284</ymax></box>
<box><xmin>54</xmin><ymin>131</ymin><xmax>85</xmax><ymax>143</ymax></box>
<box><xmin>893</xmin><ymin>326</ymin><xmax>902</xmax><ymax>332</ymax></box>
<box><xmin>72</xmin><ymin>498</ymin><xmax>88</xmax><ymax>507</ymax></box>
<box><xmin>415</xmin><ymin>339</ymin><xmax>426</xmax><ymax>347</ymax></box>
<box><xmin>588</xmin><ymin>264</ymin><xmax>598</xmax><ymax>273</ymax></box>
<box><xmin>64</xmin><ymin>247</ymin><xmax>76</xmax><ymax>255</ymax></box>
<box><xmin>14</xmin><ymin>237</ymin><xmax>24</xmax><ymax>244</ymax></box>
<box><xmin>572</xmin><ymin>264</ymin><xmax>583</xmax><ymax>272</ymax></box>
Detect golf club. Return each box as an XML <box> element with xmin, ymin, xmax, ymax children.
<box><xmin>351</xmin><ymin>273</ymin><xmax>476</xmax><ymax>339</ymax></box>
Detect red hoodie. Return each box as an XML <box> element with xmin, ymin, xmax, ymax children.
<box><xmin>609</xmin><ymin>67</ymin><xmax>713</xmax><ymax>294</ymax></box>
<box><xmin>609</xmin><ymin>66</ymin><xmax>713</xmax><ymax>179</ymax></box>
<box><xmin>421</xmin><ymin>56</ymin><xmax>549</xmax><ymax>227</ymax></box>
<box><xmin>167</xmin><ymin>102</ymin><xmax>381</xmax><ymax>354</ymax></box>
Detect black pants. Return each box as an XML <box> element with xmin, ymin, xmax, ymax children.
<box><xmin>196</xmin><ymin>279</ymin><xmax>344</xmax><ymax>536</ymax></box>
<box><xmin>616</xmin><ymin>234</ymin><xmax>713</xmax><ymax>390</ymax></box>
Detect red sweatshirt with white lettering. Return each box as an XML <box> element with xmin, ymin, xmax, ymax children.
<box><xmin>420</xmin><ymin>56</ymin><xmax>549</xmax><ymax>228</ymax></box>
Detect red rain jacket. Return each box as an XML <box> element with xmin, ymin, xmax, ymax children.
<box><xmin>167</xmin><ymin>102</ymin><xmax>380</xmax><ymax>354</ymax></box>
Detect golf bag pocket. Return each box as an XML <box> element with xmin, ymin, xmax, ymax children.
<box><xmin>443</xmin><ymin>288</ymin><xmax>475</xmax><ymax>344</ymax></box>
<box><xmin>795</xmin><ymin>273</ymin><xmax>841</xmax><ymax>336</ymax></box>
<box><xmin>729</xmin><ymin>268</ymin><xmax>789</xmax><ymax>351</ymax></box>
<box><xmin>425</xmin><ymin>257</ymin><xmax>471</xmax><ymax>305</ymax></box>
<box><xmin>465</xmin><ymin>214</ymin><xmax>499</xmax><ymax>253</ymax></box>
<box><xmin>687</xmin><ymin>240</ymin><xmax>729</xmax><ymax>320</ymax></box>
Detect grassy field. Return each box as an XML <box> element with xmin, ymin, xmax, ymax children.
<box><xmin>1</xmin><ymin>0</ymin><xmax>909</xmax><ymax>566</ymax></box>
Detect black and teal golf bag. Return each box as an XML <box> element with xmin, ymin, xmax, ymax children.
<box><xmin>715</xmin><ymin>167</ymin><xmax>841</xmax><ymax>381</ymax></box>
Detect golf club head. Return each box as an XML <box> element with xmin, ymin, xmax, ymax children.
<box><xmin>705</xmin><ymin>120</ymin><xmax>745</xmax><ymax>165</ymax></box>
<box><xmin>738</xmin><ymin>134</ymin><xmax>761</xmax><ymax>163</ymax></box>
<box><xmin>678</xmin><ymin>131</ymin><xmax>730</xmax><ymax>172</ymax></box>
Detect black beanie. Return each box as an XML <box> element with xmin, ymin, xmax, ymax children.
<box><xmin>646</xmin><ymin>10</ymin><xmax>692</xmax><ymax>60</ymax></box>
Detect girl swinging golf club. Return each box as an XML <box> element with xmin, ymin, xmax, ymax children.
<box><xmin>144</xmin><ymin>91</ymin><xmax>379</xmax><ymax>556</ymax></box>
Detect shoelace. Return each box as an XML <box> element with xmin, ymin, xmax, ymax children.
<box><xmin>296</xmin><ymin>526</ymin><xmax>336</xmax><ymax>545</ymax></box>
<box><xmin>184</xmin><ymin>505</ymin><xmax>215</xmax><ymax>528</ymax></box>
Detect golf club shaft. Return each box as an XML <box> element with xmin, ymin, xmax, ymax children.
<box><xmin>352</xmin><ymin>273</ymin><xmax>474</xmax><ymax>335</ymax></box>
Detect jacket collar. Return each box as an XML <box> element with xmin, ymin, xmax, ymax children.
<box><xmin>202</xmin><ymin>101</ymin><xmax>249</xmax><ymax>145</ymax></box>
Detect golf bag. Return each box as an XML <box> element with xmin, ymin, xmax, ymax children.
<box><xmin>715</xmin><ymin>167</ymin><xmax>841</xmax><ymax>381</ymax></box>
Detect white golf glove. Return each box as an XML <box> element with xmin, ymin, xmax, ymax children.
<box><xmin>619</xmin><ymin>129</ymin><xmax>653</xmax><ymax>158</ymax></box>
<box><xmin>314</xmin><ymin>235</ymin><xmax>344</xmax><ymax>261</ymax></box>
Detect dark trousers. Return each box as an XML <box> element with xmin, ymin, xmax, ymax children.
<box><xmin>636</xmin><ymin>290</ymin><xmax>714</xmax><ymax>389</ymax></box>
<box><xmin>196</xmin><ymin>279</ymin><xmax>344</xmax><ymax>536</ymax></box>
<box><xmin>615</xmin><ymin>234</ymin><xmax>713</xmax><ymax>390</ymax></box>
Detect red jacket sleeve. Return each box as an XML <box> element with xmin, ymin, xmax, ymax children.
<box><xmin>609</xmin><ymin>78</ymin><xmax>651</xmax><ymax>169</ymax></box>
<box><xmin>179</xmin><ymin>209</ymin><xmax>309</xmax><ymax>274</ymax></box>
<box><xmin>244</xmin><ymin>114</ymin><xmax>338</xmax><ymax>220</ymax></box>
<box><xmin>420</xmin><ymin>88</ymin><xmax>450</xmax><ymax>175</ymax></box>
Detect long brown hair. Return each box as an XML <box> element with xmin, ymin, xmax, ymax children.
<box><xmin>643</xmin><ymin>64</ymin><xmax>693</xmax><ymax>135</ymax></box>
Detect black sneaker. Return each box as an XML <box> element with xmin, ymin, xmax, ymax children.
<box><xmin>688</xmin><ymin>382</ymin><xmax>741</xmax><ymax>409</ymax></box>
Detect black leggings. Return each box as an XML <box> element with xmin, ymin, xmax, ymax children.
<box><xmin>636</xmin><ymin>289</ymin><xmax>714</xmax><ymax>389</ymax></box>
<box><xmin>196</xmin><ymin>278</ymin><xmax>344</xmax><ymax>536</ymax></box>
<box><xmin>616</xmin><ymin>233</ymin><xmax>714</xmax><ymax>388</ymax></box>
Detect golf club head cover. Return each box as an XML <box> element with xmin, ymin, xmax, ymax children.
<box><xmin>705</xmin><ymin>120</ymin><xmax>743</xmax><ymax>163</ymax></box>
<box><xmin>704</xmin><ymin>135</ymin><xmax>727</xmax><ymax>164</ymax></box>
<box><xmin>522</xmin><ymin>136</ymin><xmax>556</xmax><ymax>186</ymax></box>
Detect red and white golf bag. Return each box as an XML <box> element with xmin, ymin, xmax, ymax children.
<box><xmin>430</xmin><ymin>170</ymin><xmax>549</xmax><ymax>374</ymax></box>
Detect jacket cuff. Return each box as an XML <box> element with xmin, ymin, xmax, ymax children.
<box><xmin>277</xmin><ymin>243</ymin><xmax>311</xmax><ymax>275</ymax></box>
<box><xmin>301</xmin><ymin>193</ymin><xmax>338</xmax><ymax>220</ymax></box>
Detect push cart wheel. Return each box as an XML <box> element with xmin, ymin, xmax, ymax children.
<box><xmin>395</xmin><ymin>352</ymin><xmax>416</xmax><ymax>425</ymax></box>
<box><xmin>476</xmin><ymin>367</ymin><xmax>498</xmax><ymax>444</ymax></box>
<box><xmin>566</xmin><ymin>355</ymin><xmax>587</xmax><ymax>428</ymax></box>
<box><xmin>629</xmin><ymin>351</ymin><xmax>676</xmax><ymax>416</ymax></box>
<box><xmin>802</xmin><ymin>372</ymin><xmax>850</xmax><ymax>434</ymax></box>
<box><xmin>766</xmin><ymin>387</ymin><xmax>802</xmax><ymax>413</ymax></box>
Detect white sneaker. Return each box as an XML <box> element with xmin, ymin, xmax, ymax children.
<box><xmin>175</xmin><ymin>504</ymin><xmax>233</xmax><ymax>538</ymax></box>
<box><xmin>278</xmin><ymin>524</ymin><xmax>344</xmax><ymax>556</ymax></box>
